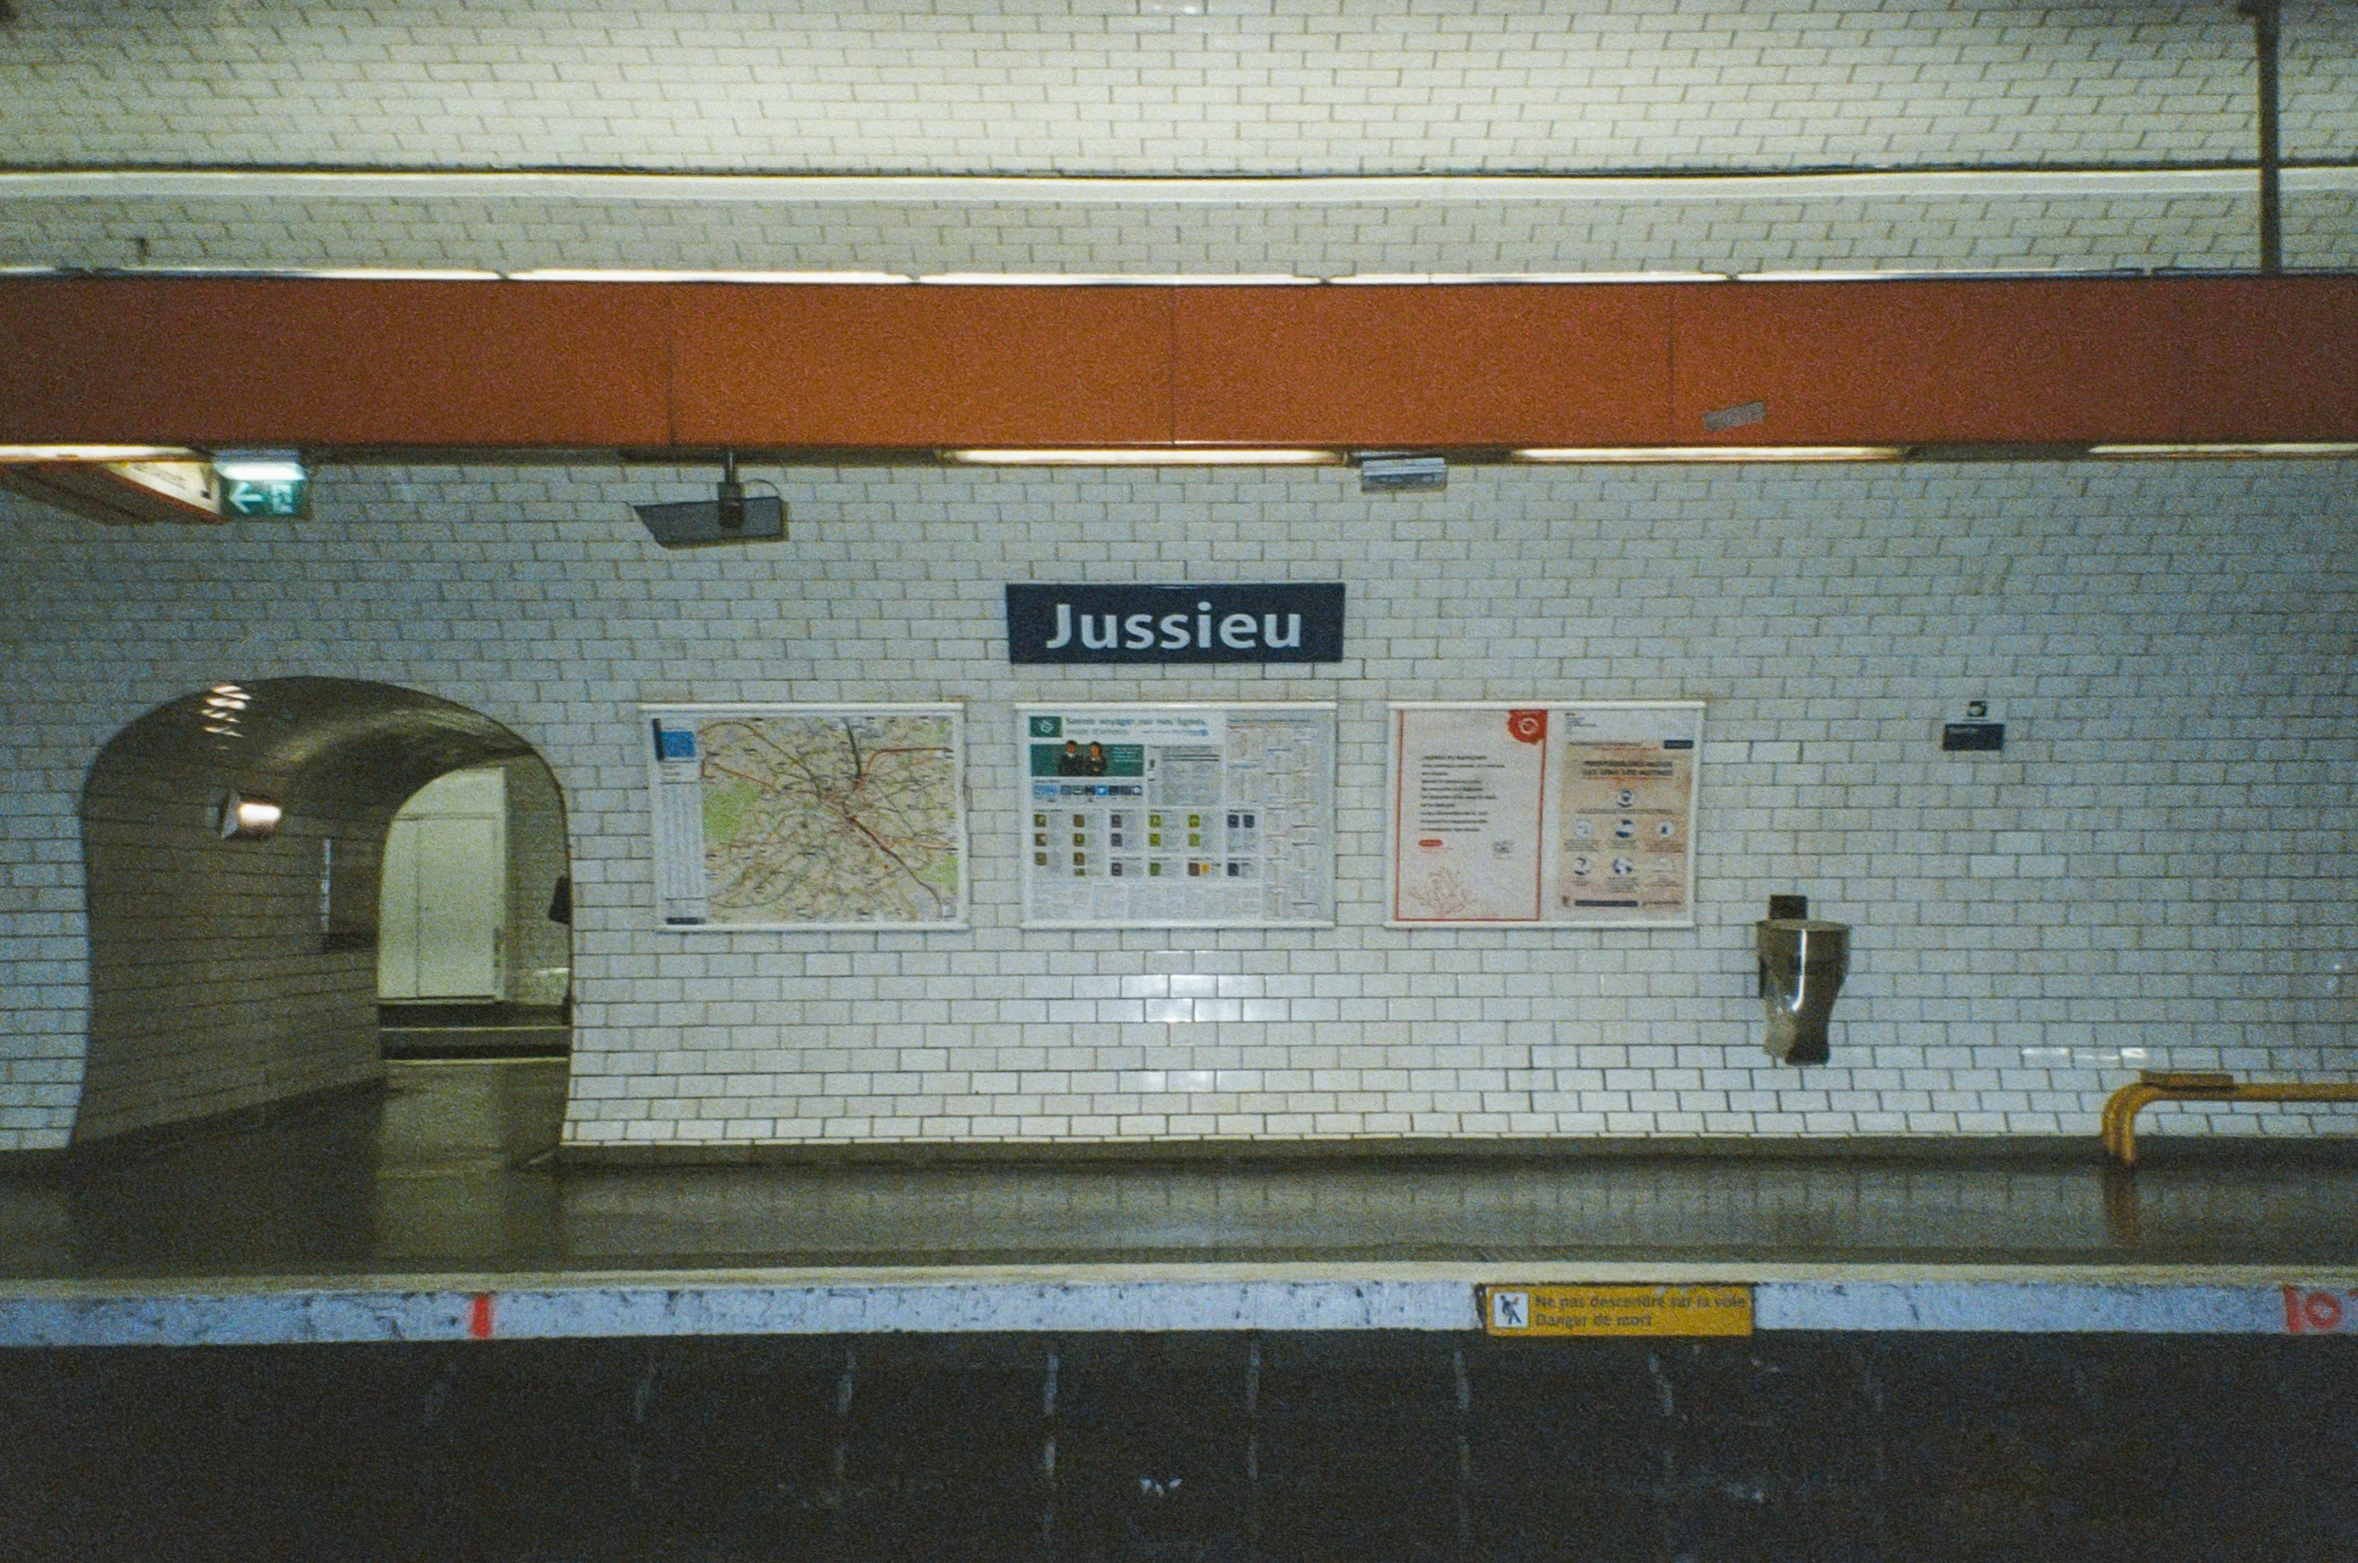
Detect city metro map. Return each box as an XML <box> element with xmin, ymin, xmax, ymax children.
<box><xmin>644</xmin><ymin>704</ymin><xmax>968</xmax><ymax>929</ymax></box>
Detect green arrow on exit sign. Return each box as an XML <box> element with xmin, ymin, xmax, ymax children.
<box><xmin>223</xmin><ymin>476</ymin><xmax>307</xmax><ymax>517</ymax></box>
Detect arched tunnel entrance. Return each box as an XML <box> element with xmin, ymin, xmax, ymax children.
<box><xmin>77</xmin><ymin>678</ymin><xmax>572</xmax><ymax>1147</ymax></box>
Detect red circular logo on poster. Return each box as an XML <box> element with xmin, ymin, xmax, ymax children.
<box><xmin>1507</xmin><ymin>710</ymin><xmax>1547</xmax><ymax>744</ymax></box>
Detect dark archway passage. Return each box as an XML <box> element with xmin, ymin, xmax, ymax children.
<box><xmin>76</xmin><ymin>678</ymin><xmax>567</xmax><ymax>1145</ymax></box>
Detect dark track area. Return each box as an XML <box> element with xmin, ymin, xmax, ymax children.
<box><xmin>4</xmin><ymin>1331</ymin><xmax>2353</xmax><ymax>1562</ymax></box>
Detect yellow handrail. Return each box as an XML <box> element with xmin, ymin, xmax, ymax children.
<box><xmin>2101</xmin><ymin>1071</ymin><xmax>2358</xmax><ymax>1167</ymax></box>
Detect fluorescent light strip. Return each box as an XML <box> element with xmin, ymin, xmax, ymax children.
<box><xmin>509</xmin><ymin>268</ymin><xmax>912</xmax><ymax>284</ymax></box>
<box><xmin>947</xmin><ymin>448</ymin><xmax>1342</xmax><ymax>466</ymax></box>
<box><xmin>0</xmin><ymin>444</ymin><xmax>200</xmax><ymax>463</ymax></box>
<box><xmin>1739</xmin><ymin>268</ymin><xmax>2007</xmax><ymax>283</ymax></box>
<box><xmin>303</xmin><ymin>267</ymin><xmax>504</xmax><ymax>281</ymax></box>
<box><xmin>1514</xmin><ymin>446</ymin><xmax>1905</xmax><ymax>463</ymax></box>
<box><xmin>74</xmin><ymin>265</ymin><xmax>312</xmax><ymax>278</ymax></box>
<box><xmin>1332</xmin><ymin>271</ymin><xmax>1727</xmax><ymax>285</ymax></box>
<box><xmin>917</xmin><ymin>272</ymin><xmax>1313</xmax><ymax>286</ymax></box>
<box><xmin>5</xmin><ymin>260</ymin><xmax>2317</xmax><ymax>291</ymax></box>
<box><xmin>2088</xmin><ymin>442</ymin><xmax>2358</xmax><ymax>459</ymax></box>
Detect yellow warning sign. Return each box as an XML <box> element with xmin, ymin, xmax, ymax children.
<box><xmin>1480</xmin><ymin>1283</ymin><xmax>1754</xmax><ymax>1337</ymax></box>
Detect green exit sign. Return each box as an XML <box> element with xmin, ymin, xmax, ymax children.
<box><xmin>223</xmin><ymin>476</ymin><xmax>308</xmax><ymax>517</ymax></box>
<box><xmin>211</xmin><ymin>451</ymin><xmax>309</xmax><ymax>517</ymax></box>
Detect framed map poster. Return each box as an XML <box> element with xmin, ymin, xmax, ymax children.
<box><xmin>1388</xmin><ymin>702</ymin><xmax>1702</xmax><ymax>929</ymax></box>
<box><xmin>1019</xmin><ymin>703</ymin><xmax>1336</xmax><ymax>928</ymax></box>
<box><xmin>643</xmin><ymin>703</ymin><xmax>967</xmax><ymax>929</ymax></box>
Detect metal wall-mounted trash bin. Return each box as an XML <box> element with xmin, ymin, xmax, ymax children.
<box><xmin>1757</xmin><ymin>918</ymin><xmax>1850</xmax><ymax>1065</ymax></box>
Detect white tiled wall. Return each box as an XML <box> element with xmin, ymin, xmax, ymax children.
<box><xmin>3</xmin><ymin>0</ymin><xmax>2352</xmax><ymax>172</ymax></box>
<box><xmin>7</xmin><ymin>186</ymin><xmax>2357</xmax><ymax>276</ymax></box>
<box><xmin>8</xmin><ymin>0</ymin><xmax>2349</xmax><ymax>283</ymax></box>
<box><xmin>1</xmin><ymin>461</ymin><xmax>2351</xmax><ymax>1152</ymax></box>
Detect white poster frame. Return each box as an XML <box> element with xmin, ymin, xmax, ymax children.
<box><xmin>640</xmin><ymin>701</ymin><xmax>969</xmax><ymax>932</ymax></box>
<box><xmin>1016</xmin><ymin>701</ymin><xmax>1338</xmax><ymax>930</ymax></box>
<box><xmin>1386</xmin><ymin>700</ymin><xmax>1704</xmax><ymax>931</ymax></box>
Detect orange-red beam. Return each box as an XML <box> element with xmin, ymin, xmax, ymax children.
<box><xmin>3</xmin><ymin>275</ymin><xmax>2354</xmax><ymax>451</ymax></box>
<box><xmin>1665</xmin><ymin>276</ymin><xmax>2358</xmax><ymax>446</ymax></box>
<box><xmin>669</xmin><ymin>284</ymin><xmax>1174</xmax><ymax>448</ymax></box>
<box><xmin>0</xmin><ymin>279</ymin><xmax>672</xmax><ymax>448</ymax></box>
<box><xmin>1171</xmin><ymin>284</ymin><xmax>1673</xmax><ymax>447</ymax></box>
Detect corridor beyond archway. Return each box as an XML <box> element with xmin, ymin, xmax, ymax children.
<box><xmin>77</xmin><ymin>678</ymin><xmax>567</xmax><ymax>1144</ymax></box>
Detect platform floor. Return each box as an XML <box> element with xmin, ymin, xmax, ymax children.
<box><xmin>4</xmin><ymin>1058</ymin><xmax>2355</xmax><ymax>1284</ymax></box>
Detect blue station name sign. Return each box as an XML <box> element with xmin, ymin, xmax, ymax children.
<box><xmin>1005</xmin><ymin>583</ymin><xmax>1346</xmax><ymax>665</ymax></box>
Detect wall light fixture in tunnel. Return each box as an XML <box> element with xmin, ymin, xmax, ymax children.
<box><xmin>215</xmin><ymin>789</ymin><xmax>283</xmax><ymax>841</ymax></box>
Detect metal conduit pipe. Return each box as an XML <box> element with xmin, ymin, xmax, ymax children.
<box><xmin>2239</xmin><ymin>0</ymin><xmax>2283</xmax><ymax>275</ymax></box>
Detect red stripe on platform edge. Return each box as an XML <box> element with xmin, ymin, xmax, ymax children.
<box><xmin>469</xmin><ymin>1293</ymin><xmax>495</xmax><ymax>1340</ymax></box>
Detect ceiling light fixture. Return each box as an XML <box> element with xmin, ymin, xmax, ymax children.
<box><xmin>0</xmin><ymin>445</ymin><xmax>201</xmax><ymax>463</ymax></box>
<box><xmin>1513</xmin><ymin>446</ymin><xmax>1906</xmax><ymax>463</ymax></box>
<box><xmin>304</xmin><ymin>268</ymin><xmax>505</xmax><ymax>281</ymax></box>
<box><xmin>106</xmin><ymin>458</ymin><xmax>221</xmax><ymax>517</ymax></box>
<box><xmin>210</xmin><ymin>451</ymin><xmax>307</xmax><ymax>483</ymax></box>
<box><xmin>1734</xmin><ymin>269</ymin><xmax>1993</xmax><ymax>282</ymax></box>
<box><xmin>945</xmin><ymin>448</ymin><xmax>1342</xmax><ymax>466</ymax></box>
<box><xmin>918</xmin><ymin>272</ymin><xmax>1315</xmax><ymax>286</ymax></box>
<box><xmin>1331</xmin><ymin>271</ymin><xmax>1728</xmax><ymax>285</ymax></box>
<box><xmin>0</xmin><ymin>447</ymin><xmax>225</xmax><ymax>523</ymax></box>
<box><xmin>2087</xmin><ymin>442</ymin><xmax>2358</xmax><ymax>459</ymax></box>
<box><xmin>510</xmin><ymin>268</ymin><xmax>912</xmax><ymax>284</ymax></box>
